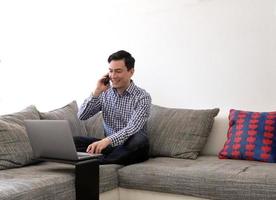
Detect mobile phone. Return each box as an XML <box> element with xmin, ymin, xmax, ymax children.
<box><xmin>103</xmin><ymin>75</ymin><xmax>110</xmax><ymax>85</ymax></box>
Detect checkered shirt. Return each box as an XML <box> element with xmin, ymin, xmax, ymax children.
<box><xmin>78</xmin><ymin>81</ymin><xmax>152</xmax><ymax>147</ymax></box>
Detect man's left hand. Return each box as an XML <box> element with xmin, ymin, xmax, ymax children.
<box><xmin>86</xmin><ymin>138</ymin><xmax>112</xmax><ymax>154</ymax></box>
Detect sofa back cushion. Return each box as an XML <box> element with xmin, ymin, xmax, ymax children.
<box><xmin>0</xmin><ymin>105</ymin><xmax>40</xmax><ymax>169</ymax></box>
<box><xmin>39</xmin><ymin>101</ymin><xmax>87</xmax><ymax>136</ymax></box>
<box><xmin>148</xmin><ymin>105</ymin><xmax>219</xmax><ymax>159</ymax></box>
<box><xmin>83</xmin><ymin>112</ymin><xmax>105</xmax><ymax>139</ymax></box>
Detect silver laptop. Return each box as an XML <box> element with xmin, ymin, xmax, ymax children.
<box><xmin>24</xmin><ymin>120</ymin><xmax>102</xmax><ymax>161</ymax></box>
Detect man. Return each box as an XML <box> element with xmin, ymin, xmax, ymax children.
<box><xmin>75</xmin><ymin>50</ymin><xmax>152</xmax><ymax>165</ymax></box>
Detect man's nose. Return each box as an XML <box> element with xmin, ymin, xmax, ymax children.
<box><xmin>110</xmin><ymin>72</ymin><xmax>117</xmax><ymax>79</ymax></box>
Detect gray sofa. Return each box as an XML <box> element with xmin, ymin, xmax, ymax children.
<box><xmin>1</xmin><ymin>101</ymin><xmax>276</xmax><ymax>200</ymax></box>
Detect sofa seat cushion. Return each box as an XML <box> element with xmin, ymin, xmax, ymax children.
<box><xmin>119</xmin><ymin>156</ymin><xmax>276</xmax><ymax>200</ymax></box>
<box><xmin>0</xmin><ymin>162</ymin><xmax>75</xmax><ymax>200</ymax></box>
<box><xmin>0</xmin><ymin>161</ymin><xmax>122</xmax><ymax>200</ymax></box>
<box><xmin>99</xmin><ymin>164</ymin><xmax>123</xmax><ymax>193</ymax></box>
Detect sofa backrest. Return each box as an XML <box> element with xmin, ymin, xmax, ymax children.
<box><xmin>0</xmin><ymin>102</ymin><xmax>225</xmax><ymax>171</ymax></box>
<box><xmin>201</xmin><ymin>116</ymin><xmax>228</xmax><ymax>156</ymax></box>
<box><xmin>84</xmin><ymin>112</ymin><xmax>105</xmax><ymax>139</ymax></box>
<box><xmin>0</xmin><ymin>101</ymin><xmax>89</xmax><ymax>170</ymax></box>
<box><xmin>84</xmin><ymin>104</ymin><xmax>221</xmax><ymax>158</ymax></box>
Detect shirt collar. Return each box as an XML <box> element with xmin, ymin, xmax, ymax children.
<box><xmin>125</xmin><ymin>80</ymin><xmax>135</xmax><ymax>95</ymax></box>
<box><xmin>112</xmin><ymin>80</ymin><xmax>135</xmax><ymax>96</ymax></box>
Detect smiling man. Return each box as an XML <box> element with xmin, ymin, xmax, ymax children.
<box><xmin>75</xmin><ymin>50</ymin><xmax>152</xmax><ymax>165</ymax></box>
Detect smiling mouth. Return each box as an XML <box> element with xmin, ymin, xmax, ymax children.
<box><xmin>111</xmin><ymin>80</ymin><xmax>119</xmax><ymax>84</ymax></box>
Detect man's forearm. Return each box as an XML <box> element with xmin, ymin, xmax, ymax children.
<box><xmin>78</xmin><ymin>95</ymin><xmax>101</xmax><ymax>120</ymax></box>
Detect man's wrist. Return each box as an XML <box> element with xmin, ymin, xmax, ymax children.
<box><xmin>103</xmin><ymin>137</ymin><xmax>112</xmax><ymax>145</ymax></box>
<box><xmin>92</xmin><ymin>89</ymin><xmax>102</xmax><ymax>97</ymax></box>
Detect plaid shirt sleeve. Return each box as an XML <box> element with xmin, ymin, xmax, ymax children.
<box><xmin>107</xmin><ymin>94</ymin><xmax>152</xmax><ymax>146</ymax></box>
<box><xmin>78</xmin><ymin>94</ymin><xmax>102</xmax><ymax>120</ymax></box>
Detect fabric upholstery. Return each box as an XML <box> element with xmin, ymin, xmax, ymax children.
<box><xmin>99</xmin><ymin>164</ymin><xmax>123</xmax><ymax>193</ymax></box>
<box><xmin>148</xmin><ymin>105</ymin><xmax>219</xmax><ymax>159</ymax></box>
<box><xmin>0</xmin><ymin>106</ymin><xmax>40</xmax><ymax>169</ymax></box>
<box><xmin>0</xmin><ymin>161</ymin><xmax>121</xmax><ymax>199</ymax></box>
<box><xmin>0</xmin><ymin>162</ymin><xmax>75</xmax><ymax>200</ymax></box>
<box><xmin>39</xmin><ymin>101</ymin><xmax>87</xmax><ymax>136</ymax></box>
<box><xmin>119</xmin><ymin>156</ymin><xmax>276</xmax><ymax>200</ymax></box>
<box><xmin>83</xmin><ymin>112</ymin><xmax>105</xmax><ymax>138</ymax></box>
<box><xmin>0</xmin><ymin>105</ymin><xmax>40</xmax><ymax>127</ymax></box>
<box><xmin>219</xmin><ymin>109</ymin><xmax>276</xmax><ymax>162</ymax></box>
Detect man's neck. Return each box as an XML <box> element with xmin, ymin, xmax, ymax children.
<box><xmin>115</xmin><ymin>81</ymin><xmax>132</xmax><ymax>95</ymax></box>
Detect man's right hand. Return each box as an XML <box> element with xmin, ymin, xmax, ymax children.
<box><xmin>93</xmin><ymin>73</ymin><xmax>110</xmax><ymax>97</ymax></box>
<box><xmin>86</xmin><ymin>138</ymin><xmax>112</xmax><ymax>154</ymax></box>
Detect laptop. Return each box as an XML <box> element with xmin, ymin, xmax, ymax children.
<box><xmin>24</xmin><ymin>120</ymin><xmax>102</xmax><ymax>162</ymax></box>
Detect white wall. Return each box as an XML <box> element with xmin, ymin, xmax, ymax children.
<box><xmin>0</xmin><ymin>0</ymin><xmax>276</xmax><ymax>117</ymax></box>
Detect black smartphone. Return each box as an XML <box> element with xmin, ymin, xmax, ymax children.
<box><xmin>103</xmin><ymin>75</ymin><xmax>110</xmax><ymax>85</ymax></box>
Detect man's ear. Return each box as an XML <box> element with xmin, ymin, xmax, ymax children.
<box><xmin>130</xmin><ymin>68</ymin><xmax>134</xmax><ymax>75</ymax></box>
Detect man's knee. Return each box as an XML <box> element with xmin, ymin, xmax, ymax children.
<box><xmin>124</xmin><ymin>133</ymin><xmax>149</xmax><ymax>151</ymax></box>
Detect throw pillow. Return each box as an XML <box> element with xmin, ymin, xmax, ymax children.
<box><xmin>0</xmin><ymin>105</ymin><xmax>40</xmax><ymax>127</ymax></box>
<box><xmin>83</xmin><ymin>112</ymin><xmax>105</xmax><ymax>139</ymax></box>
<box><xmin>219</xmin><ymin>109</ymin><xmax>276</xmax><ymax>162</ymax></box>
<box><xmin>39</xmin><ymin>101</ymin><xmax>87</xmax><ymax>136</ymax></box>
<box><xmin>0</xmin><ymin>105</ymin><xmax>40</xmax><ymax>169</ymax></box>
<box><xmin>148</xmin><ymin>105</ymin><xmax>219</xmax><ymax>159</ymax></box>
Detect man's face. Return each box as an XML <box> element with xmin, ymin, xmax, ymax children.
<box><xmin>108</xmin><ymin>59</ymin><xmax>134</xmax><ymax>91</ymax></box>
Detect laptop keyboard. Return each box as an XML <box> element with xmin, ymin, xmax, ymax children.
<box><xmin>77</xmin><ymin>152</ymin><xmax>102</xmax><ymax>158</ymax></box>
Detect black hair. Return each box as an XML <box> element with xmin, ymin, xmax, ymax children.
<box><xmin>108</xmin><ymin>50</ymin><xmax>135</xmax><ymax>70</ymax></box>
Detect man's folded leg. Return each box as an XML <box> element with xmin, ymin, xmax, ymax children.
<box><xmin>99</xmin><ymin>132</ymin><xmax>149</xmax><ymax>165</ymax></box>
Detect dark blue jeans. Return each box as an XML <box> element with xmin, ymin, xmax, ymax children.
<box><xmin>73</xmin><ymin>132</ymin><xmax>149</xmax><ymax>165</ymax></box>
